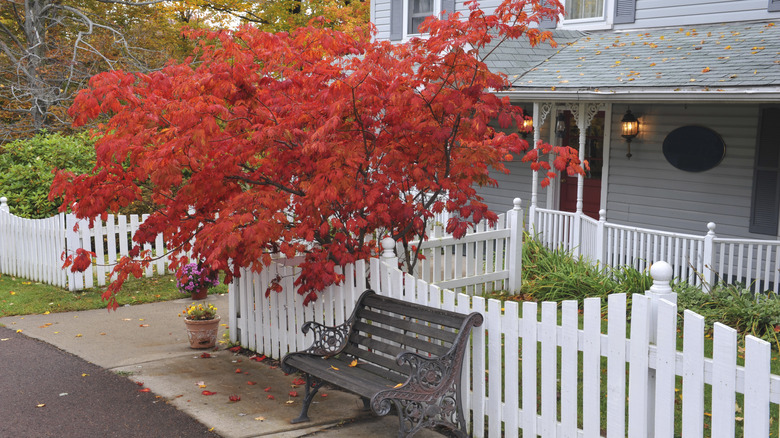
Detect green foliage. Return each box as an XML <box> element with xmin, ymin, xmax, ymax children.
<box><xmin>0</xmin><ymin>132</ymin><xmax>95</xmax><ymax>218</ymax></box>
<box><xmin>518</xmin><ymin>233</ymin><xmax>652</xmax><ymax>303</ymax></box>
<box><xmin>677</xmin><ymin>283</ymin><xmax>780</xmax><ymax>351</ymax></box>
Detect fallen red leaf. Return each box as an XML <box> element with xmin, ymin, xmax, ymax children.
<box><xmin>267</xmin><ymin>395</ymin><xmax>275</xmax><ymax>400</ymax></box>
<box><xmin>200</xmin><ymin>352</ymin><xmax>212</xmax><ymax>358</ymax></box>
<box><xmin>228</xmin><ymin>346</ymin><xmax>242</xmax><ymax>352</ymax></box>
<box><xmin>289</xmin><ymin>391</ymin><xmax>298</xmax><ymax>397</ymax></box>
<box><xmin>235</xmin><ymin>368</ymin><xmax>242</xmax><ymax>373</ymax></box>
<box><xmin>250</xmin><ymin>355</ymin><xmax>266</xmax><ymax>362</ymax></box>
<box><xmin>202</xmin><ymin>390</ymin><xmax>217</xmax><ymax>396</ymax></box>
<box><xmin>264</xmin><ymin>387</ymin><xmax>271</xmax><ymax>392</ymax></box>
<box><xmin>321</xmin><ymin>393</ymin><xmax>328</xmax><ymax>397</ymax></box>
<box><xmin>247</xmin><ymin>381</ymin><xmax>257</xmax><ymax>385</ymax></box>
<box><xmin>291</xmin><ymin>378</ymin><xmax>306</xmax><ymax>386</ymax></box>
<box><xmin>138</xmin><ymin>388</ymin><xmax>151</xmax><ymax>393</ymax></box>
<box><xmin>135</xmin><ymin>381</ymin><xmax>144</xmax><ymax>386</ymax></box>
<box><xmin>229</xmin><ymin>395</ymin><xmax>241</xmax><ymax>402</ymax></box>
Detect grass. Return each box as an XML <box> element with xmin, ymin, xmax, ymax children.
<box><xmin>0</xmin><ymin>272</ymin><xmax>228</xmax><ymax>317</ymax></box>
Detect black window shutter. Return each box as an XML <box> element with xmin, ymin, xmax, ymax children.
<box><xmin>770</xmin><ymin>0</ymin><xmax>780</xmax><ymax>12</ymax></box>
<box><xmin>390</xmin><ymin>0</ymin><xmax>403</xmax><ymax>41</ymax></box>
<box><xmin>441</xmin><ymin>0</ymin><xmax>455</xmax><ymax>17</ymax></box>
<box><xmin>539</xmin><ymin>0</ymin><xmax>558</xmax><ymax>29</ymax></box>
<box><xmin>750</xmin><ymin>107</ymin><xmax>780</xmax><ymax>235</ymax></box>
<box><xmin>614</xmin><ymin>0</ymin><xmax>636</xmax><ymax>24</ymax></box>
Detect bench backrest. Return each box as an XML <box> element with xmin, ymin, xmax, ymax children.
<box><xmin>342</xmin><ymin>290</ymin><xmax>478</xmax><ymax>377</ymax></box>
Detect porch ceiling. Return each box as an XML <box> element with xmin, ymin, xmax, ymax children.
<box><xmin>485</xmin><ymin>21</ymin><xmax>780</xmax><ymax>103</ymax></box>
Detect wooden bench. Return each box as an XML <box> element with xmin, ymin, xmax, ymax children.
<box><xmin>281</xmin><ymin>289</ymin><xmax>483</xmax><ymax>438</ymax></box>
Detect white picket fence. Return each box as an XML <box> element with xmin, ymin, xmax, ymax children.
<box><xmin>400</xmin><ymin>198</ymin><xmax>523</xmax><ymax>295</ymax></box>
<box><xmin>531</xmin><ymin>207</ymin><xmax>780</xmax><ymax>294</ymax></box>
<box><xmin>229</xmin><ymin>256</ymin><xmax>780</xmax><ymax>437</ymax></box>
<box><xmin>0</xmin><ymin>197</ymin><xmax>173</xmax><ymax>291</ymax></box>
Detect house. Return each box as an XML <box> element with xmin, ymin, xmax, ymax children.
<box><xmin>370</xmin><ymin>0</ymin><xmax>780</xmax><ymax>241</ymax></box>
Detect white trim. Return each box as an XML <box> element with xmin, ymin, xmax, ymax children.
<box><xmin>402</xmin><ymin>0</ymin><xmax>441</xmax><ymax>41</ymax></box>
<box><xmin>498</xmin><ymin>89</ymin><xmax>780</xmax><ymax>103</ymax></box>
<box><xmin>559</xmin><ymin>0</ymin><xmax>615</xmax><ymax>30</ymax></box>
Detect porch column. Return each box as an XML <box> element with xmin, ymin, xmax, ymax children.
<box><xmin>529</xmin><ymin>102</ymin><xmax>553</xmax><ymax>232</ymax></box>
<box><xmin>576</xmin><ymin>102</ymin><xmax>587</xmax><ymax>214</ymax></box>
<box><xmin>530</xmin><ymin>102</ymin><xmax>539</xmax><ymax>231</ymax></box>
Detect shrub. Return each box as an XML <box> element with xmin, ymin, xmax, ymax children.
<box><xmin>0</xmin><ymin>132</ymin><xmax>95</xmax><ymax>218</ymax></box>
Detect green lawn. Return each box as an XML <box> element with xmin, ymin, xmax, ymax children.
<box><xmin>0</xmin><ymin>273</ymin><xmax>228</xmax><ymax>317</ymax></box>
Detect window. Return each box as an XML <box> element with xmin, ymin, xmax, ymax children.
<box><xmin>565</xmin><ymin>0</ymin><xmax>604</xmax><ymax>20</ymax></box>
<box><xmin>750</xmin><ymin>107</ymin><xmax>780</xmax><ymax>235</ymax></box>
<box><xmin>408</xmin><ymin>0</ymin><xmax>434</xmax><ymax>34</ymax></box>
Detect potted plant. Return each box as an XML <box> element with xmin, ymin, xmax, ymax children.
<box><xmin>182</xmin><ymin>303</ymin><xmax>220</xmax><ymax>349</ymax></box>
<box><xmin>176</xmin><ymin>262</ymin><xmax>219</xmax><ymax>300</ymax></box>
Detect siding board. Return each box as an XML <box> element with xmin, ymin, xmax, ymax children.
<box><xmin>606</xmin><ymin>104</ymin><xmax>760</xmax><ymax>239</ymax></box>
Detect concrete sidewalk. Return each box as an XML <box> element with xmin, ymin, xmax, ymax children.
<box><xmin>0</xmin><ymin>294</ymin><xmax>445</xmax><ymax>437</ymax></box>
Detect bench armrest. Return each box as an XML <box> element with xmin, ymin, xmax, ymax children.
<box><xmin>298</xmin><ymin>320</ymin><xmax>352</xmax><ymax>356</ymax></box>
<box><xmin>370</xmin><ymin>350</ymin><xmax>460</xmax><ymax>416</ymax></box>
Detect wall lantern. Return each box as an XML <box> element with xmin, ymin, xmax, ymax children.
<box><xmin>520</xmin><ymin>109</ymin><xmax>534</xmax><ymax>138</ymax></box>
<box><xmin>621</xmin><ymin>108</ymin><xmax>639</xmax><ymax>159</ymax></box>
<box><xmin>555</xmin><ymin>113</ymin><xmax>566</xmax><ymax>138</ymax></box>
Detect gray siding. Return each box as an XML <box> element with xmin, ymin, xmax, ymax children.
<box><xmin>605</xmin><ymin>103</ymin><xmax>760</xmax><ymax>239</ymax></box>
<box><xmin>479</xmin><ymin>117</ymin><xmax>552</xmax><ymax>215</ymax></box>
<box><xmin>625</xmin><ymin>0</ymin><xmax>777</xmax><ymax>29</ymax></box>
<box><xmin>374</xmin><ymin>0</ymin><xmax>393</xmax><ymax>40</ymax></box>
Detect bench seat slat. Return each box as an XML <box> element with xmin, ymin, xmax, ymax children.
<box><xmin>363</xmin><ymin>295</ymin><xmax>465</xmax><ymax>329</ymax></box>
<box><xmin>356</xmin><ymin>309</ymin><xmax>459</xmax><ymax>344</ymax></box>
<box><xmin>283</xmin><ymin>354</ymin><xmax>405</xmax><ymax>398</ymax></box>
<box><xmin>352</xmin><ymin>321</ymin><xmax>451</xmax><ymax>357</ymax></box>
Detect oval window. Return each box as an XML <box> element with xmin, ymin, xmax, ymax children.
<box><xmin>662</xmin><ymin>126</ymin><xmax>725</xmax><ymax>172</ymax></box>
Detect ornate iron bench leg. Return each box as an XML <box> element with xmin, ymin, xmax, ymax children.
<box><xmin>291</xmin><ymin>374</ymin><xmax>323</xmax><ymax>424</ymax></box>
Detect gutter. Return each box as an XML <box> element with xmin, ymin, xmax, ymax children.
<box><xmin>497</xmin><ymin>88</ymin><xmax>780</xmax><ymax>104</ymax></box>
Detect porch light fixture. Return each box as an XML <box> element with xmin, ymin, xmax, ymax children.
<box><xmin>520</xmin><ymin>109</ymin><xmax>533</xmax><ymax>138</ymax></box>
<box><xmin>621</xmin><ymin>108</ymin><xmax>639</xmax><ymax>159</ymax></box>
<box><xmin>555</xmin><ymin>113</ymin><xmax>566</xmax><ymax>138</ymax></box>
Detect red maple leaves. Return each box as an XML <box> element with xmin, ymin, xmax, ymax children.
<box><xmin>52</xmin><ymin>0</ymin><xmax>578</xmax><ymax>308</ymax></box>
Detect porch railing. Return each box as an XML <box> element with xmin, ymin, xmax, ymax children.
<box><xmin>530</xmin><ymin>206</ymin><xmax>780</xmax><ymax>293</ymax></box>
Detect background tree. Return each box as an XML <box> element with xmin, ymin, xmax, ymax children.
<box><xmin>52</xmin><ymin>0</ymin><xmax>579</xmax><ymax>309</ymax></box>
<box><xmin>0</xmin><ymin>0</ymin><xmax>210</xmax><ymax>142</ymax></box>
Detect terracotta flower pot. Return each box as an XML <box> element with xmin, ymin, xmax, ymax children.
<box><xmin>184</xmin><ymin>316</ymin><xmax>220</xmax><ymax>349</ymax></box>
<box><xmin>191</xmin><ymin>287</ymin><xmax>208</xmax><ymax>300</ymax></box>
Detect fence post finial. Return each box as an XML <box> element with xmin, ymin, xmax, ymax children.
<box><xmin>0</xmin><ymin>197</ymin><xmax>8</xmax><ymax>213</ymax></box>
<box><xmin>381</xmin><ymin>236</ymin><xmax>398</xmax><ymax>267</ymax></box>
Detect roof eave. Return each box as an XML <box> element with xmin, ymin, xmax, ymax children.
<box><xmin>497</xmin><ymin>88</ymin><xmax>780</xmax><ymax>103</ymax></box>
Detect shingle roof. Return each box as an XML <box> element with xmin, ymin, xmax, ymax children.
<box><xmin>481</xmin><ymin>29</ymin><xmax>585</xmax><ymax>78</ymax></box>
<box><xmin>484</xmin><ymin>21</ymin><xmax>780</xmax><ymax>93</ymax></box>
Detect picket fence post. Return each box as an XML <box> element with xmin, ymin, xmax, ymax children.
<box><xmin>595</xmin><ymin>209</ymin><xmax>606</xmax><ymax>265</ymax></box>
<box><xmin>643</xmin><ymin>261</ymin><xmax>676</xmax><ymax>438</ymax></box>
<box><xmin>702</xmin><ymin>222</ymin><xmax>716</xmax><ymax>291</ymax></box>
<box><xmin>0</xmin><ymin>196</ymin><xmax>8</xmax><ymax>213</ymax></box>
<box><xmin>508</xmin><ymin>198</ymin><xmax>523</xmax><ymax>293</ymax></box>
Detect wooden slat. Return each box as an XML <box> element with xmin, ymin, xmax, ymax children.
<box><xmin>284</xmin><ymin>355</ymin><xmax>398</xmax><ymax>397</ymax></box>
<box><xmin>362</xmin><ymin>294</ymin><xmax>467</xmax><ymax>329</ymax></box>
<box><xmin>352</xmin><ymin>321</ymin><xmax>450</xmax><ymax>357</ymax></box>
<box><xmin>357</xmin><ymin>308</ymin><xmax>458</xmax><ymax>343</ymax></box>
<box><xmin>343</xmin><ymin>342</ymin><xmax>409</xmax><ymax>374</ymax></box>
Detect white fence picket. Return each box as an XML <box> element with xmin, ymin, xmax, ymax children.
<box><xmin>486</xmin><ymin>299</ymin><xmax>502</xmax><ymax>438</ymax></box>
<box><xmin>654</xmin><ymin>299</ymin><xmax>677</xmax><ymax>438</ymax></box>
<box><xmin>744</xmin><ymin>336</ymin><xmax>771</xmax><ymax>437</ymax></box>
<box><xmin>712</xmin><ymin>322</ymin><xmax>737</xmax><ymax>438</ymax></box>
<box><xmin>502</xmin><ymin>300</ymin><xmax>520</xmax><ymax>437</ymax></box>
<box><xmin>560</xmin><ymin>300</ymin><xmax>578</xmax><ymax>438</ymax></box>
<box><xmin>681</xmin><ymin>310</ymin><xmax>705</xmax><ymax>437</ymax></box>
<box><xmin>606</xmin><ymin>293</ymin><xmax>627</xmax><ymax>438</ymax></box>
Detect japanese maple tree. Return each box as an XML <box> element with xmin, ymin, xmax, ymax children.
<box><xmin>52</xmin><ymin>0</ymin><xmax>581</xmax><ymax>309</ymax></box>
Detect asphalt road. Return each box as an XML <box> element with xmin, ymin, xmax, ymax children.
<box><xmin>0</xmin><ymin>326</ymin><xmax>223</xmax><ymax>438</ymax></box>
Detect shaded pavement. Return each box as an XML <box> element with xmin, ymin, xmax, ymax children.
<box><xmin>0</xmin><ymin>294</ymin><xmax>444</xmax><ymax>437</ymax></box>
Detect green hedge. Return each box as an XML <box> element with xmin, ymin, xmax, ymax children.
<box><xmin>0</xmin><ymin>132</ymin><xmax>95</xmax><ymax>218</ymax></box>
